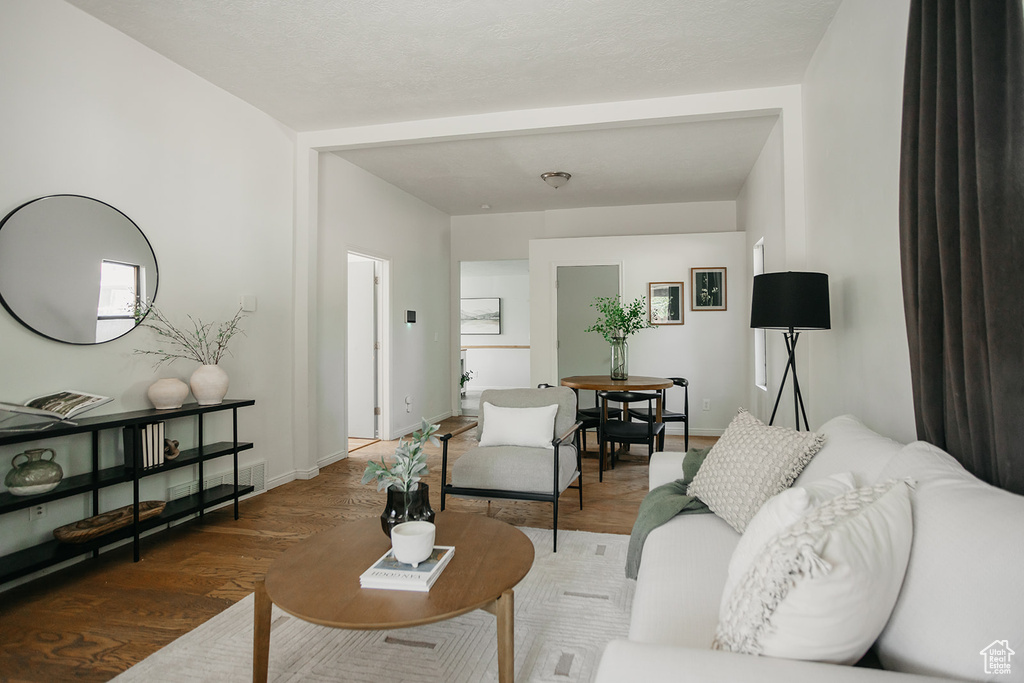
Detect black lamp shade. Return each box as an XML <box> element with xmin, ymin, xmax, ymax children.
<box><xmin>750</xmin><ymin>271</ymin><xmax>830</xmax><ymax>330</ymax></box>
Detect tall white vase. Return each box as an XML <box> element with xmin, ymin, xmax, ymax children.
<box><xmin>189</xmin><ymin>364</ymin><xmax>229</xmax><ymax>405</ymax></box>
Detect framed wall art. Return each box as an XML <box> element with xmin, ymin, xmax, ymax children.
<box><xmin>460</xmin><ymin>297</ymin><xmax>501</xmax><ymax>334</ymax></box>
<box><xmin>691</xmin><ymin>267</ymin><xmax>727</xmax><ymax>311</ymax></box>
<box><xmin>648</xmin><ymin>282</ymin><xmax>684</xmax><ymax>324</ymax></box>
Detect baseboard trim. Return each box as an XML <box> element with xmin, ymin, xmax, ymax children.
<box><xmin>390</xmin><ymin>410</ymin><xmax>452</xmax><ymax>440</ymax></box>
<box><xmin>318</xmin><ymin>450</ymin><xmax>347</xmax><ymax>468</ymax></box>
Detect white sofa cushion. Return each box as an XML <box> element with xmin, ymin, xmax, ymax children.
<box><xmin>688</xmin><ymin>409</ymin><xmax>825</xmax><ymax>532</ymax></box>
<box><xmin>874</xmin><ymin>441</ymin><xmax>1024</xmax><ymax>680</ymax></box>
<box><xmin>629</xmin><ymin>512</ymin><xmax>739</xmax><ymax>647</ymax></box>
<box><xmin>649</xmin><ymin>451</ymin><xmax>687</xmax><ymax>490</ymax></box>
<box><xmin>478</xmin><ymin>401</ymin><xmax>558</xmax><ymax>448</ymax></box>
<box><xmin>715</xmin><ymin>479</ymin><xmax>913</xmax><ymax>664</ymax></box>
<box><xmin>797</xmin><ymin>415</ymin><xmax>904</xmax><ymax>487</ymax></box>
<box><xmin>721</xmin><ymin>472</ymin><xmax>858</xmax><ymax>606</ymax></box>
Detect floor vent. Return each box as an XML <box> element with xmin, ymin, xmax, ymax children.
<box><xmin>167</xmin><ymin>461</ymin><xmax>266</xmax><ymax>501</ymax></box>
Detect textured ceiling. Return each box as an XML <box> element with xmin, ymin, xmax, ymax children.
<box><xmin>335</xmin><ymin>116</ymin><xmax>779</xmax><ymax>215</ymax></box>
<box><xmin>65</xmin><ymin>0</ymin><xmax>841</xmax><ymax>131</ymax></box>
<box><xmin>64</xmin><ymin>0</ymin><xmax>842</xmax><ymax>213</ymax></box>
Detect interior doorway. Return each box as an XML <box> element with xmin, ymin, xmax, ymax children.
<box><xmin>347</xmin><ymin>252</ymin><xmax>387</xmax><ymax>440</ymax></box>
<box><xmin>556</xmin><ymin>264</ymin><xmax>619</xmax><ymax>409</ymax></box>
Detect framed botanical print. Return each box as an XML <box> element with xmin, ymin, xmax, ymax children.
<box><xmin>691</xmin><ymin>267</ymin><xmax>727</xmax><ymax>311</ymax></box>
<box><xmin>460</xmin><ymin>297</ymin><xmax>501</xmax><ymax>334</ymax></box>
<box><xmin>648</xmin><ymin>282</ymin><xmax>684</xmax><ymax>324</ymax></box>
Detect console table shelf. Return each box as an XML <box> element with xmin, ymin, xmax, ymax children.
<box><xmin>0</xmin><ymin>399</ymin><xmax>255</xmax><ymax>585</ymax></box>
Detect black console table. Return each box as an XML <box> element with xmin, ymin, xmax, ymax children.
<box><xmin>0</xmin><ymin>399</ymin><xmax>255</xmax><ymax>584</ymax></box>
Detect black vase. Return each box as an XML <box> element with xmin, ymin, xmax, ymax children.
<box><xmin>380</xmin><ymin>483</ymin><xmax>435</xmax><ymax>537</ymax></box>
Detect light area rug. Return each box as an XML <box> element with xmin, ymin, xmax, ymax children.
<box><xmin>113</xmin><ymin>527</ymin><xmax>634</xmax><ymax>682</ymax></box>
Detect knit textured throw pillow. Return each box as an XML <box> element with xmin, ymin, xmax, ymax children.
<box><xmin>687</xmin><ymin>409</ymin><xmax>825</xmax><ymax>533</ymax></box>
<box><xmin>713</xmin><ymin>479</ymin><xmax>913</xmax><ymax>664</ymax></box>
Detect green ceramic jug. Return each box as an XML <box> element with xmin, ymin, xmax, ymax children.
<box><xmin>5</xmin><ymin>448</ymin><xmax>63</xmax><ymax>496</ymax></box>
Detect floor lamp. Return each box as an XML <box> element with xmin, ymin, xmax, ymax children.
<box><xmin>750</xmin><ymin>272</ymin><xmax>830</xmax><ymax>431</ymax></box>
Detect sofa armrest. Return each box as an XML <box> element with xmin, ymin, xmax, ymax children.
<box><xmin>648</xmin><ymin>451</ymin><xmax>686</xmax><ymax>490</ymax></box>
<box><xmin>594</xmin><ymin>641</ymin><xmax>955</xmax><ymax>683</ymax></box>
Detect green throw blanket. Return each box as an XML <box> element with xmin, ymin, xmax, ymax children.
<box><xmin>625</xmin><ymin>447</ymin><xmax>712</xmax><ymax>579</ymax></box>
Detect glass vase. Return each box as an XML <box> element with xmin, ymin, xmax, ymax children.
<box><xmin>610</xmin><ymin>337</ymin><xmax>629</xmax><ymax>380</ymax></box>
<box><xmin>380</xmin><ymin>483</ymin><xmax>436</xmax><ymax>537</ymax></box>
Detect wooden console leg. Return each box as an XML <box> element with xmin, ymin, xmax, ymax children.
<box><xmin>253</xmin><ymin>579</ymin><xmax>272</xmax><ymax>683</ymax></box>
<box><xmin>484</xmin><ymin>589</ymin><xmax>515</xmax><ymax>683</ymax></box>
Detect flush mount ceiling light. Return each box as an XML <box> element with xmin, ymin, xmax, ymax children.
<box><xmin>541</xmin><ymin>171</ymin><xmax>571</xmax><ymax>189</ymax></box>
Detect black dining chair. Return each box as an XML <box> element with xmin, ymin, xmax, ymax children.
<box><xmin>596</xmin><ymin>391</ymin><xmax>665</xmax><ymax>481</ymax></box>
<box><xmin>576</xmin><ymin>390</ymin><xmax>621</xmax><ymax>454</ymax></box>
<box><xmin>627</xmin><ymin>377</ymin><xmax>688</xmax><ymax>451</ymax></box>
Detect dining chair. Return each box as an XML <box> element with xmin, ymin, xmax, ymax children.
<box><xmin>577</xmin><ymin>390</ymin><xmax>621</xmax><ymax>453</ymax></box>
<box><xmin>596</xmin><ymin>391</ymin><xmax>665</xmax><ymax>482</ymax></box>
<box><xmin>543</xmin><ymin>384</ymin><xmax>622</xmax><ymax>454</ymax></box>
<box><xmin>627</xmin><ymin>377</ymin><xmax>688</xmax><ymax>451</ymax></box>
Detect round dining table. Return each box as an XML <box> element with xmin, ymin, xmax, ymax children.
<box><xmin>559</xmin><ymin>374</ymin><xmax>673</xmax><ymax>423</ymax></box>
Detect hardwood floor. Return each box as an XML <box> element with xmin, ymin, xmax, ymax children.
<box><xmin>0</xmin><ymin>418</ymin><xmax>714</xmax><ymax>682</ymax></box>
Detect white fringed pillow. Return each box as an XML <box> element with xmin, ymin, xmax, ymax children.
<box><xmin>478</xmin><ymin>402</ymin><xmax>558</xmax><ymax>449</ymax></box>
<box><xmin>687</xmin><ymin>409</ymin><xmax>826</xmax><ymax>532</ymax></box>
<box><xmin>713</xmin><ymin>478</ymin><xmax>914</xmax><ymax>664</ymax></box>
<box><xmin>720</xmin><ymin>472</ymin><xmax>857</xmax><ymax>606</ymax></box>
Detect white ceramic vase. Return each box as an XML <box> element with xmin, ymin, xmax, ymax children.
<box><xmin>147</xmin><ymin>378</ymin><xmax>190</xmax><ymax>409</ymax></box>
<box><xmin>189</xmin><ymin>364</ymin><xmax>229</xmax><ymax>405</ymax></box>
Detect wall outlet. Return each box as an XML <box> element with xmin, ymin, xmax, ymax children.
<box><xmin>702</xmin><ymin>398</ymin><xmax>711</xmax><ymax>411</ymax></box>
<box><xmin>29</xmin><ymin>504</ymin><xmax>46</xmax><ymax>520</ymax></box>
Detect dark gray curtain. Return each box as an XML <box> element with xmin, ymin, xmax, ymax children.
<box><xmin>900</xmin><ymin>0</ymin><xmax>1024</xmax><ymax>494</ymax></box>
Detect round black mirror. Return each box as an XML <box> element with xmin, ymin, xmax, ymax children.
<box><xmin>0</xmin><ymin>195</ymin><xmax>159</xmax><ymax>344</ymax></box>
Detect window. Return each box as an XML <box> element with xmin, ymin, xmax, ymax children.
<box><xmin>753</xmin><ymin>239</ymin><xmax>767</xmax><ymax>390</ymax></box>
<box><xmin>96</xmin><ymin>260</ymin><xmax>141</xmax><ymax>340</ymax></box>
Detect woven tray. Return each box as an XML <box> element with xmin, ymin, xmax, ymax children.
<box><xmin>53</xmin><ymin>501</ymin><xmax>166</xmax><ymax>544</ymax></box>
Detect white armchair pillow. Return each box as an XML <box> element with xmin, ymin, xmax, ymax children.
<box><xmin>478</xmin><ymin>402</ymin><xmax>558</xmax><ymax>449</ymax></box>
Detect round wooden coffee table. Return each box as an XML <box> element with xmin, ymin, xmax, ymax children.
<box><xmin>253</xmin><ymin>511</ymin><xmax>534</xmax><ymax>683</ymax></box>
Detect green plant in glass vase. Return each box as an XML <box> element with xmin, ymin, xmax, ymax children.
<box><xmin>362</xmin><ymin>419</ymin><xmax>441</xmax><ymax>536</ymax></box>
<box><xmin>584</xmin><ymin>296</ymin><xmax>655</xmax><ymax>380</ymax></box>
<box><xmin>361</xmin><ymin>419</ymin><xmax>440</xmax><ymax>493</ymax></box>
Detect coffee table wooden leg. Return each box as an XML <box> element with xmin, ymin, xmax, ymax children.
<box><xmin>253</xmin><ymin>579</ymin><xmax>272</xmax><ymax>683</ymax></box>
<box><xmin>484</xmin><ymin>589</ymin><xmax>515</xmax><ymax>683</ymax></box>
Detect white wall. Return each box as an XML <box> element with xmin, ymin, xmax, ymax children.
<box><xmin>451</xmin><ymin>201</ymin><xmax>736</xmax><ymax>261</ymax></box>
<box><xmin>460</xmin><ymin>260</ymin><xmax>530</xmax><ymax>391</ymax></box>
<box><xmin>318</xmin><ymin>153</ymin><xmax>452</xmax><ymax>446</ymax></box>
<box><xmin>0</xmin><ymin>0</ymin><xmax>296</xmax><ymax>557</ymax></box>
<box><xmin>451</xmin><ymin>201</ymin><xmax>738</xmax><ymax>413</ymax></box>
<box><xmin>737</xmin><ymin>121</ymin><xmax>794</xmax><ymax>424</ymax></box>
<box><xmin>801</xmin><ymin>0</ymin><xmax>916</xmax><ymax>441</ymax></box>
<box><xmin>530</xmin><ymin>232</ymin><xmax>749</xmax><ymax>435</ymax></box>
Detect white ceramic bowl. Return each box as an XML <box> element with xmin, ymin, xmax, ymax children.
<box><xmin>391</xmin><ymin>521</ymin><xmax>436</xmax><ymax>567</ymax></box>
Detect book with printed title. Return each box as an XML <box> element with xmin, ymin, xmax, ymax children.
<box><xmin>359</xmin><ymin>545</ymin><xmax>455</xmax><ymax>592</ymax></box>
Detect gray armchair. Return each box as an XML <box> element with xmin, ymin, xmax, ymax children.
<box><xmin>439</xmin><ymin>386</ymin><xmax>583</xmax><ymax>552</ymax></box>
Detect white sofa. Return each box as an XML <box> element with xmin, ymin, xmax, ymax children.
<box><xmin>595</xmin><ymin>415</ymin><xmax>1024</xmax><ymax>682</ymax></box>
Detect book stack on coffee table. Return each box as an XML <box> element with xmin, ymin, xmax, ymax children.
<box><xmin>359</xmin><ymin>546</ymin><xmax>455</xmax><ymax>592</ymax></box>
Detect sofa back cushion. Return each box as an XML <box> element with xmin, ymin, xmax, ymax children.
<box><xmin>796</xmin><ymin>415</ymin><xmax>904</xmax><ymax>487</ymax></box>
<box><xmin>873</xmin><ymin>441</ymin><xmax>1024</xmax><ymax>680</ymax></box>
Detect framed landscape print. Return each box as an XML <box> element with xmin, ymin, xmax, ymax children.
<box><xmin>648</xmin><ymin>282</ymin><xmax>684</xmax><ymax>324</ymax></box>
<box><xmin>460</xmin><ymin>298</ymin><xmax>501</xmax><ymax>334</ymax></box>
<box><xmin>691</xmin><ymin>267</ymin><xmax>727</xmax><ymax>311</ymax></box>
